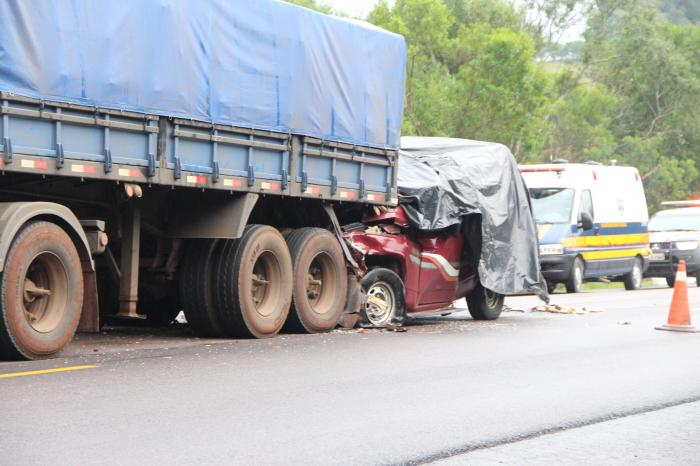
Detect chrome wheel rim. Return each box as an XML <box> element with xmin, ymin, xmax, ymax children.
<box><xmin>574</xmin><ymin>263</ymin><xmax>583</xmax><ymax>289</ymax></box>
<box><xmin>632</xmin><ymin>262</ymin><xmax>642</xmax><ymax>288</ymax></box>
<box><xmin>365</xmin><ymin>281</ymin><xmax>395</xmax><ymax>326</ymax></box>
<box><xmin>484</xmin><ymin>288</ymin><xmax>499</xmax><ymax>309</ymax></box>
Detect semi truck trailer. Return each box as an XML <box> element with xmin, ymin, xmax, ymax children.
<box><xmin>0</xmin><ymin>0</ymin><xmax>406</xmax><ymax>359</ymax></box>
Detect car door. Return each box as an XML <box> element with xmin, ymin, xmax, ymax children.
<box><xmin>578</xmin><ymin>190</ymin><xmax>600</xmax><ymax>274</ymax></box>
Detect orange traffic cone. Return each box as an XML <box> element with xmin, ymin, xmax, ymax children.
<box><xmin>656</xmin><ymin>260</ymin><xmax>699</xmax><ymax>333</ymax></box>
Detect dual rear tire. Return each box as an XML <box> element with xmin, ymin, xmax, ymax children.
<box><xmin>180</xmin><ymin>226</ymin><xmax>346</xmax><ymax>339</ymax></box>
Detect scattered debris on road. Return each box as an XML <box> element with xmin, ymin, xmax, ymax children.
<box><xmin>532</xmin><ymin>304</ymin><xmax>604</xmax><ymax>315</ymax></box>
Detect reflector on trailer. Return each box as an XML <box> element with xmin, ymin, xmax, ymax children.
<box><xmin>20</xmin><ymin>159</ymin><xmax>47</xmax><ymax>170</ymax></box>
<box><xmin>118</xmin><ymin>168</ymin><xmax>141</xmax><ymax>178</ymax></box>
<box><xmin>186</xmin><ymin>175</ymin><xmax>207</xmax><ymax>185</ymax></box>
<box><xmin>71</xmin><ymin>164</ymin><xmax>97</xmax><ymax>174</ymax></box>
<box><xmin>223</xmin><ymin>178</ymin><xmax>242</xmax><ymax>188</ymax></box>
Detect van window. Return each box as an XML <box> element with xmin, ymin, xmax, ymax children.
<box><xmin>529</xmin><ymin>188</ymin><xmax>575</xmax><ymax>224</ymax></box>
<box><xmin>579</xmin><ymin>190</ymin><xmax>594</xmax><ymax>220</ymax></box>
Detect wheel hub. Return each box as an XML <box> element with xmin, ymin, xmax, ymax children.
<box><xmin>365</xmin><ymin>282</ymin><xmax>395</xmax><ymax>325</ymax></box>
<box><xmin>21</xmin><ymin>252</ymin><xmax>68</xmax><ymax>333</ymax></box>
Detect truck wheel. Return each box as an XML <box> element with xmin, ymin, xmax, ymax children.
<box><xmin>216</xmin><ymin>225</ymin><xmax>292</xmax><ymax>338</ymax></box>
<box><xmin>623</xmin><ymin>257</ymin><xmax>643</xmax><ymax>290</ymax></box>
<box><xmin>565</xmin><ymin>257</ymin><xmax>584</xmax><ymax>293</ymax></box>
<box><xmin>284</xmin><ymin>228</ymin><xmax>347</xmax><ymax>333</ymax></box>
<box><xmin>360</xmin><ymin>268</ymin><xmax>405</xmax><ymax>327</ymax></box>
<box><xmin>180</xmin><ymin>239</ymin><xmax>226</xmax><ymax>337</ymax></box>
<box><xmin>0</xmin><ymin>221</ymin><xmax>83</xmax><ymax>360</ymax></box>
<box><xmin>466</xmin><ymin>283</ymin><xmax>504</xmax><ymax>320</ymax></box>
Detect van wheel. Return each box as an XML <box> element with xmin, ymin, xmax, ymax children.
<box><xmin>215</xmin><ymin>225</ymin><xmax>292</xmax><ymax>338</ymax></box>
<box><xmin>360</xmin><ymin>268</ymin><xmax>405</xmax><ymax>327</ymax></box>
<box><xmin>623</xmin><ymin>258</ymin><xmax>643</xmax><ymax>290</ymax></box>
<box><xmin>284</xmin><ymin>228</ymin><xmax>347</xmax><ymax>333</ymax></box>
<box><xmin>466</xmin><ymin>283</ymin><xmax>504</xmax><ymax>320</ymax></box>
<box><xmin>0</xmin><ymin>221</ymin><xmax>83</xmax><ymax>360</ymax></box>
<box><xmin>565</xmin><ymin>257</ymin><xmax>584</xmax><ymax>293</ymax></box>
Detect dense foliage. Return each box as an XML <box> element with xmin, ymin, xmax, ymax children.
<box><xmin>288</xmin><ymin>0</ymin><xmax>700</xmax><ymax>211</ymax></box>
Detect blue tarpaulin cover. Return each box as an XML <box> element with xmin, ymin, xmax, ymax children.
<box><xmin>0</xmin><ymin>0</ymin><xmax>406</xmax><ymax>149</ymax></box>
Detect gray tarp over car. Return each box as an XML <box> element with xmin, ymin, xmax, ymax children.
<box><xmin>398</xmin><ymin>137</ymin><xmax>548</xmax><ymax>301</ymax></box>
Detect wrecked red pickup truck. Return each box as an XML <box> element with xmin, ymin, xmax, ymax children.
<box><xmin>342</xmin><ymin>137</ymin><xmax>547</xmax><ymax>327</ymax></box>
<box><xmin>344</xmin><ymin>206</ymin><xmax>497</xmax><ymax>325</ymax></box>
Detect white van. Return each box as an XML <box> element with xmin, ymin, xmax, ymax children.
<box><xmin>520</xmin><ymin>163</ymin><xmax>651</xmax><ymax>293</ymax></box>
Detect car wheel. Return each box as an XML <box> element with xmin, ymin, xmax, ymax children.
<box><xmin>466</xmin><ymin>284</ymin><xmax>504</xmax><ymax>320</ymax></box>
<box><xmin>565</xmin><ymin>257</ymin><xmax>584</xmax><ymax>293</ymax></box>
<box><xmin>623</xmin><ymin>257</ymin><xmax>643</xmax><ymax>290</ymax></box>
<box><xmin>666</xmin><ymin>275</ymin><xmax>675</xmax><ymax>288</ymax></box>
<box><xmin>360</xmin><ymin>268</ymin><xmax>405</xmax><ymax>327</ymax></box>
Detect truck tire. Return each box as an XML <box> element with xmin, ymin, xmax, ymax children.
<box><xmin>284</xmin><ymin>228</ymin><xmax>347</xmax><ymax>333</ymax></box>
<box><xmin>623</xmin><ymin>257</ymin><xmax>643</xmax><ymax>290</ymax></box>
<box><xmin>0</xmin><ymin>221</ymin><xmax>84</xmax><ymax>360</ymax></box>
<box><xmin>360</xmin><ymin>268</ymin><xmax>405</xmax><ymax>327</ymax></box>
<box><xmin>466</xmin><ymin>283</ymin><xmax>504</xmax><ymax>320</ymax></box>
<box><xmin>565</xmin><ymin>257</ymin><xmax>584</xmax><ymax>293</ymax></box>
<box><xmin>180</xmin><ymin>239</ymin><xmax>226</xmax><ymax>337</ymax></box>
<box><xmin>215</xmin><ymin>225</ymin><xmax>292</xmax><ymax>338</ymax></box>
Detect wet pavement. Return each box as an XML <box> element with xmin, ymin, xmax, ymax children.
<box><xmin>1</xmin><ymin>286</ymin><xmax>699</xmax><ymax>465</ymax></box>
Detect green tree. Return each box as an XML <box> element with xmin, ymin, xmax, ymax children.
<box><xmin>585</xmin><ymin>2</ymin><xmax>700</xmax><ymax>210</ymax></box>
<box><xmin>369</xmin><ymin>0</ymin><xmax>552</xmax><ymax>159</ymax></box>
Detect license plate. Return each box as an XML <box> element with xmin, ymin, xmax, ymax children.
<box><xmin>650</xmin><ymin>252</ymin><xmax>665</xmax><ymax>261</ymax></box>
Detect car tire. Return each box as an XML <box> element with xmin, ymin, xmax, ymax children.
<box><xmin>360</xmin><ymin>268</ymin><xmax>405</xmax><ymax>327</ymax></box>
<box><xmin>666</xmin><ymin>275</ymin><xmax>675</xmax><ymax>288</ymax></box>
<box><xmin>565</xmin><ymin>257</ymin><xmax>584</xmax><ymax>293</ymax></box>
<box><xmin>466</xmin><ymin>283</ymin><xmax>504</xmax><ymax>320</ymax></box>
<box><xmin>623</xmin><ymin>257</ymin><xmax>643</xmax><ymax>290</ymax></box>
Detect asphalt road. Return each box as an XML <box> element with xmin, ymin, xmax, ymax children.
<box><xmin>1</xmin><ymin>286</ymin><xmax>699</xmax><ymax>465</ymax></box>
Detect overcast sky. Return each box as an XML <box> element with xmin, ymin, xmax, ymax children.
<box><xmin>325</xmin><ymin>0</ymin><xmax>383</xmax><ymax>17</ymax></box>
<box><xmin>325</xmin><ymin>0</ymin><xmax>584</xmax><ymax>42</ymax></box>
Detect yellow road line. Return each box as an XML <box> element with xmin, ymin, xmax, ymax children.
<box><xmin>0</xmin><ymin>365</ymin><xmax>98</xmax><ymax>379</ymax></box>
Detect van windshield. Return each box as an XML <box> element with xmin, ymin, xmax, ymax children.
<box><xmin>529</xmin><ymin>188</ymin><xmax>575</xmax><ymax>224</ymax></box>
<box><xmin>649</xmin><ymin>213</ymin><xmax>700</xmax><ymax>232</ymax></box>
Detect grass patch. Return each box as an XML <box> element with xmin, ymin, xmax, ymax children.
<box><xmin>551</xmin><ymin>278</ymin><xmax>655</xmax><ymax>292</ymax></box>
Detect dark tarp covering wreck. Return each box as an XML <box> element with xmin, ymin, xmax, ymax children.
<box><xmin>398</xmin><ymin>137</ymin><xmax>548</xmax><ymax>301</ymax></box>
